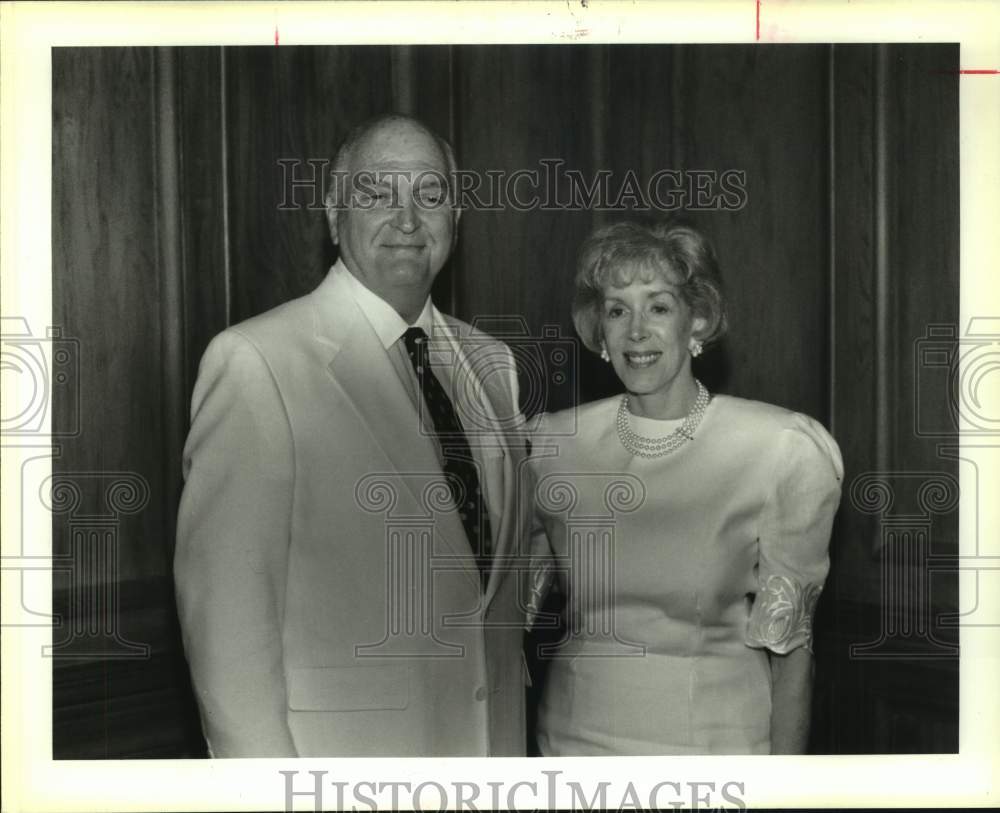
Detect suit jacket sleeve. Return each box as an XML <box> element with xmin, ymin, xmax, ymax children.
<box><xmin>524</xmin><ymin>412</ymin><xmax>555</xmax><ymax>631</ymax></box>
<box><xmin>174</xmin><ymin>329</ymin><xmax>297</xmax><ymax>757</ymax></box>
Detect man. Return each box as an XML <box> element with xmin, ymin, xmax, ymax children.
<box><xmin>174</xmin><ymin>115</ymin><xmax>532</xmax><ymax>757</ymax></box>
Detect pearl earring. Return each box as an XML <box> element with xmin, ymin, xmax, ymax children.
<box><xmin>600</xmin><ymin>345</ymin><xmax>610</xmax><ymax>362</ymax></box>
<box><xmin>689</xmin><ymin>339</ymin><xmax>703</xmax><ymax>358</ymax></box>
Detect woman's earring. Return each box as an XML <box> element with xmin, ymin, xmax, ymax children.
<box><xmin>689</xmin><ymin>338</ymin><xmax>704</xmax><ymax>358</ymax></box>
<box><xmin>600</xmin><ymin>344</ymin><xmax>610</xmax><ymax>363</ymax></box>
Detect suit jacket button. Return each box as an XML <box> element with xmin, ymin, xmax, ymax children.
<box><xmin>474</xmin><ymin>686</ymin><xmax>488</xmax><ymax>701</ymax></box>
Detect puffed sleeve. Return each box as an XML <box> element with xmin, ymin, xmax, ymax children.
<box><xmin>525</xmin><ymin>412</ymin><xmax>556</xmax><ymax>630</ymax></box>
<box><xmin>745</xmin><ymin>414</ymin><xmax>843</xmax><ymax>654</ymax></box>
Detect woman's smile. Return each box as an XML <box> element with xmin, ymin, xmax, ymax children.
<box><xmin>622</xmin><ymin>350</ymin><xmax>662</xmax><ymax>369</ymax></box>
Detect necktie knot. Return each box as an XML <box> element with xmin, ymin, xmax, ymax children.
<box><xmin>402</xmin><ymin>327</ymin><xmax>429</xmax><ymax>375</ymax></box>
<box><xmin>402</xmin><ymin>326</ymin><xmax>427</xmax><ymax>359</ymax></box>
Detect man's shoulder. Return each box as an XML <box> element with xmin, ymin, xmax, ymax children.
<box><xmin>231</xmin><ymin>294</ymin><xmax>314</xmax><ymax>339</ymax></box>
<box><xmin>215</xmin><ymin>284</ymin><xmax>336</xmax><ymax>361</ymax></box>
<box><xmin>435</xmin><ymin>312</ymin><xmax>512</xmax><ymax>354</ymax></box>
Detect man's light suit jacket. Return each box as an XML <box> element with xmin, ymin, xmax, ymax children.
<box><xmin>174</xmin><ymin>268</ymin><xmax>533</xmax><ymax>757</ymax></box>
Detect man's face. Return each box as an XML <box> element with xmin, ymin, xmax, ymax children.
<box><xmin>329</xmin><ymin>122</ymin><xmax>457</xmax><ymax>319</ymax></box>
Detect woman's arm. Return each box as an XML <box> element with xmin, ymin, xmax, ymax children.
<box><xmin>769</xmin><ymin>646</ymin><xmax>814</xmax><ymax>754</ymax></box>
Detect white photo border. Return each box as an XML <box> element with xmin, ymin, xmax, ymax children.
<box><xmin>2</xmin><ymin>1</ymin><xmax>998</xmax><ymax>810</ymax></box>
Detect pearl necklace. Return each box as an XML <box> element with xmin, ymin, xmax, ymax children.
<box><xmin>616</xmin><ymin>379</ymin><xmax>711</xmax><ymax>458</ymax></box>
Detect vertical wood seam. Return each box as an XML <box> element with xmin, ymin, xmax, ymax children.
<box><xmin>874</xmin><ymin>46</ymin><xmax>890</xmax><ymax>466</ymax></box>
<box><xmin>589</xmin><ymin>45</ymin><xmax>608</xmax><ymax>231</ymax></box>
<box><xmin>154</xmin><ymin>47</ymin><xmax>185</xmax><ymax>557</ymax></box>
<box><xmin>390</xmin><ymin>45</ymin><xmax>416</xmax><ymax>115</ymax></box>
<box><xmin>445</xmin><ymin>45</ymin><xmax>457</xmax><ymax>316</ymax></box>
<box><xmin>447</xmin><ymin>46</ymin><xmax>459</xmax><ymax>317</ymax></box>
<box><xmin>670</xmin><ymin>45</ymin><xmax>684</xmax><ymax>172</ymax></box>
<box><xmin>827</xmin><ymin>44</ymin><xmax>837</xmax><ymax>434</ymax></box>
<box><xmin>220</xmin><ymin>46</ymin><xmax>232</xmax><ymax>327</ymax></box>
<box><xmin>874</xmin><ymin>44</ymin><xmax>891</xmax><ymax>512</ymax></box>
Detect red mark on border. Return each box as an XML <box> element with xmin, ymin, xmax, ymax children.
<box><xmin>756</xmin><ymin>0</ymin><xmax>761</xmax><ymax>41</ymax></box>
<box><xmin>935</xmin><ymin>69</ymin><xmax>999</xmax><ymax>75</ymax></box>
<box><xmin>274</xmin><ymin>26</ymin><xmax>279</xmax><ymax>46</ymax></box>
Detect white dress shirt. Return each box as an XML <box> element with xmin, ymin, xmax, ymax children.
<box><xmin>335</xmin><ymin>260</ymin><xmax>504</xmax><ymax>529</ymax></box>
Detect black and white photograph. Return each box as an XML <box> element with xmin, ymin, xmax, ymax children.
<box><xmin>2</xmin><ymin>1</ymin><xmax>998</xmax><ymax>811</ymax></box>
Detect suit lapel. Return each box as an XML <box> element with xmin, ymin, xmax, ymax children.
<box><xmin>311</xmin><ymin>271</ymin><xmax>480</xmax><ymax>591</ymax></box>
<box><xmin>436</xmin><ymin>314</ymin><xmax>521</xmax><ymax>607</ymax></box>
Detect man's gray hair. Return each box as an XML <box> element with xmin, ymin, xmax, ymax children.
<box><xmin>327</xmin><ymin>113</ymin><xmax>458</xmax><ymax>209</ymax></box>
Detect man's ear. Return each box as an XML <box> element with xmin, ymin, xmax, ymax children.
<box><xmin>324</xmin><ymin>190</ymin><xmax>339</xmax><ymax>245</ymax></box>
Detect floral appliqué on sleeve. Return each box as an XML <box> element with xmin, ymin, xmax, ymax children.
<box><xmin>746</xmin><ymin>574</ymin><xmax>823</xmax><ymax>654</ymax></box>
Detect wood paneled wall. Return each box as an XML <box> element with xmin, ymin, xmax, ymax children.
<box><xmin>51</xmin><ymin>44</ymin><xmax>959</xmax><ymax>757</ymax></box>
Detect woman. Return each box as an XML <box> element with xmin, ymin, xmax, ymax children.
<box><xmin>528</xmin><ymin>220</ymin><xmax>843</xmax><ymax>755</ymax></box>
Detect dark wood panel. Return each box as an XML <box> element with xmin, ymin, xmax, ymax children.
<box><xmin>53</xmin><ymin>577</ymin><xmax>206</xmax><ymax>758</ymax></box>
<box><xmin>225</xmin><ymin>46</ymin><xmax>394</xmax><ymax>321</ymax></box>
<box><xmin>605</xmin><ymin>44</ymin><xmax>681</xmax><ymax>186</ymax></box>
<box><xmin>827</xmin><ymin>44</ymin><xmax>959</xmax><ymax>604</ymax></box>
<box><xmin>409</xmin><ymin>45</ymin><xmax>455</xmax><ymax>144</ymax></box>
<box><xmin>815</xmin><ymin>45</ymin><xmax>959</xmax><ymax>752</ymax></box>
<box><xmin>177</xmin><ymin>47</ymin><xmax>228</xmax><ymax>397</ymax></box>
<box><xmin>678</xmin><ymin>45</ymin><xmax>829</xmax><ymax>417</ymax></box>
<box><xmin>453</xmin><ymin>45</ymin><xmax>604</xmax><ymax>412</ymax></box>
<box><xmin>811</xmin><ymin>597</ymin><xmax>957</xmax><ymax>753</ymax></box>
<box><xmin>888</xmin><ymin>44</ymin><xmax>960</xmax><ymax>582</ymax></box>
<box><xmin>52</xmin><ymin>48</ymin><xmax>169</xmax><ymax>583</ymax></box>
<box><xmin>830</xmin><ymin>44</ymin><xmax>880</xmax><ymax>603</ymax></box>
<box><xmin>411</xmin><ymin>45</ymin><xmax>459</xmax><ymax>314</ymax></box>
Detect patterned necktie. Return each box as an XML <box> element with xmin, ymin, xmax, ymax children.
<box><xmin>402</xmin><ymin>326</ymin><xmax>493</xmax><ymax>587</ymax></box>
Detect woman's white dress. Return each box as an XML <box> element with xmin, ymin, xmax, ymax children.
<box><xmin>529</xmin><ymin>394</ymin><xmax>843</xmax><ymax>755</ymax></box>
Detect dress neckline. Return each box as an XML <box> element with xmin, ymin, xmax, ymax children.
<box><xmin>624</xmin><ymin>394</ymin><xmax>717</xmax><ymax>438</ymax></box>
<box><xmin>626</xmin><ymin>411</ymin><xmax>685</xmax><ymax>437</ymax></box>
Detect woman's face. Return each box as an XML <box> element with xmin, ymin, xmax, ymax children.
<box><xmin>600</xmin><ymin>265</ymin><xmax>706</xmax><ymax>404</ymax></box>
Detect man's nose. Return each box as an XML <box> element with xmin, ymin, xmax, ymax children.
<box><xmin>392</xmin><ymin>196</ymin><xmax>419</xmax><ymax>232</ymax></box>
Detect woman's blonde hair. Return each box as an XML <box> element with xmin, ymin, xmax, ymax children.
<box><xmin>571</xmin><ymin>220</ymin><xmax>728</xmax><ymax>353</ymax></box>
